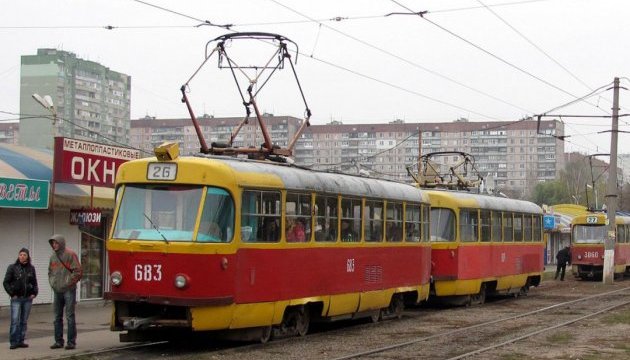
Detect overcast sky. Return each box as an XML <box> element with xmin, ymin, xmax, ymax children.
<box><xmin>1</xmin><ymin>0</ymin><xmax>630</xmax><ymax>155</ymax></box>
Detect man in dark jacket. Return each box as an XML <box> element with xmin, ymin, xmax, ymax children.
<box><xmin>3</xmin><ymin>247</ymin><xmax>38</xmax><ymax>349</ymax></box>
<box><xmin>555</xmin><ymin>245</ymin><xmax>571</xmax><ymax>281</ymax></box>
<box><xmin>48</xmin><ymin>234</ymin><xmax>82</xmax><ymax>350</ymax></box>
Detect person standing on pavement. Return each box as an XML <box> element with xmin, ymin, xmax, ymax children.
<box><xmin>3</xmin><ymin>248</ymin><xmax>38</xmax><ymax>350</ymax></box>
<box><xmin>48</xmin><ymin>234</ymin><xmax>82</xmax><ymax>350</ymax></box>
<box><xmin>555</xmin><ymin>245</ymin><xmax>571</xmax><ymax>281</ymax></box>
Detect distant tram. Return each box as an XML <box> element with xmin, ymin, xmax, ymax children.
<box><xmin>427</xmin><ymin>190</ymin><xmax>544</xmax><ymax>304</ymax></box>
<box><xmin>105</xmin><ymin>143</ymin><xmax>432</xmax><ymax>342</ymax></box>
<box><xmin>570</xmin><ymin>212</ymin><xmax>630</xmax><ymax>279</ymax></box>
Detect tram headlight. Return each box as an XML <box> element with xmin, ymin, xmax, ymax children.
<box><xmin>111</xmin><ymin>271</ymin><xmax>123</xmax><ymax>286</ymax></box>
<box><xmin>174</xmin><ymin>274</ymin><xmax>189</xmax><ymax>289</ymax></box>
<box><xmin>577</xmin><ymin>255</ymin><xmax>582</xmax><ymax>260</ymax></box>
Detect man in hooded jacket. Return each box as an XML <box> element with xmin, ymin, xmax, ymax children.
<box><xmin>3</xmin><ymin>248</ymin><xmax>38</xmax><ymax>349</ymax></box>
<box><xmin>48</xmin><ymin>234</ymin><xmax>82</xmax><ymax>350</ymax></box>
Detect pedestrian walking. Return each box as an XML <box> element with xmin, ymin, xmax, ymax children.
<box><xmin>555</xmin><ymin>245</ymin><xmax>571</xmax><ymax>281</ymax></box>
<box><xmin>48</xmin><ymin>234</ymin><xmax>82</xmax><ymax>350</ymax></box>
<box><xmin>3</xmin><ymin>247</ymin><xmax>38</xmax><ymax>349</ymax></box>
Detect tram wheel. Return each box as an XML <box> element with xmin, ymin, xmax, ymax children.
<box><xmin>371</xmin><ymin>309</ymin><xmax>383</xmax><ymax>323</ymax></box>
<box><xmin>390</xmin><ymin>295</ymin><xmax>404</xmax><ymax>319</ymax></box>
<box><xmin>519</xmin><ymin>285</ymin><xmax>530</xmax><ymax>296</ymax></box>
<box><xmin>259</xmin><ymin>326</ymin><xmax>272</xmax><ymax>344</ymax></box>
<box><xmin>295</xmin><ymin>307</ymin><xmax>310</xmax><ymax>337</ymax></box>
<box><xmin>471</xmin><ymin>284</ymin><xmax>486</xmax><ymax>305</ymax></box>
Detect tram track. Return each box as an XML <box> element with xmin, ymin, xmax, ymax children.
<box><xmin>334</xmin><ymin>285</ymin><xmax>630</xmax><ymax>360</ymax></box>
<box><xmin>59</xmin><ymin>282</ymin><xmax>630</xmax><ymax>360</ymax></box>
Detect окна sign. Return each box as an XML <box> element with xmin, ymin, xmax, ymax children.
<box><xmin>70</xmin><ymin>209</ymin><xmax>102</xmax><ymax>226</ymax></box>
<box><xmin>54</xmin><ymin>137</ymin><xmax>140</xmax><ymax>188</ymax></box>
<box><xmin>0</xmin><ymin>177</ymin><xmax>50</xmax><ymax>209</ymax></box>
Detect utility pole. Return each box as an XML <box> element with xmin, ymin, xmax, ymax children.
<box><xmin>603</xmin><ymin>77</ymin><xmax>620</xmax><ymax>285</ymax></box>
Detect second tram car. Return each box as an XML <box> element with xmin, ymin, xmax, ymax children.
<box><xmin>571</xmin><ymin>212</ymin><xmax>630</xmax><ymax>279</ymax></box>
<box><xmin>105</xmin><ymin>143</ymin><xmax>432</xmax><ymax>342</ymax></box>
<box><xmin>427</xmin><ymin>190</ymin><xmax>544</xmax><ymax>304</ymax></box>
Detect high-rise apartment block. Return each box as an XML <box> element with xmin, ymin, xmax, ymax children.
<box><xmin>0</xmin><ymin>123</ymin><xmax>18</xmax><ymax>145</ymax></box>
<box><xmin>130</xmin><ymin>114</ymin><xmax>302</xmax><ymax>156</ymax></box>
<box><xmin>130</xmin><ymin>116</ymin><xmax>564</xmax><ymax>198</ymax></box>
<box><xmin>19</xmin><ymin>49</ymin><xmax>131</xmax><ymax>149</ymax></box>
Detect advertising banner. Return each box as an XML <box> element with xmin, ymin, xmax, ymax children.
<box><xmin>53</xmin><ymin>137</ymin><xmax>140</xmax><ymax>188</ymax></box>
<box><xmin>69</xmin><ymin>208</ymin><xmax>102</xmax><ymax>226</ymax></box>
<box><xmin>0</xmin><ymin>177</ymin><xmax>50</xmax><ymax>209</ymax></box>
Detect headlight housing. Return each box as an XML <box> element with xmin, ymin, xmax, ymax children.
<box><xmin>174</xmin><ymin>274</ymin><xmax>189</xmax><ymax>289</ymax></box>
<box><xmin>111</xmin><ymin>271</ymin><xmax>122</xmax><ymax>286</ymax></box>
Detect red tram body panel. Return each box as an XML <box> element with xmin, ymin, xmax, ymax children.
<box><xmin>107</xmin><ymin>246</ymin><xmax>430</xmax><ymax>308</ymax></box>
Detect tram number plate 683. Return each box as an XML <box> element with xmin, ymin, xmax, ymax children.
<box><xmin>147</xmin><ymin>163</ymin><xmax>177</xmax><ymax>180</ymax></box>
<box><xmin>134</xmin><ymin>264</ymin><xmax>162</xmax><ymax>281</ymax></box>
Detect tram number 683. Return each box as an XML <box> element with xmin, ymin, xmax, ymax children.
<box><xmin>134</xmin><ymin>264</ymin><xmax>162</xmax><ymax>281</ymax></box>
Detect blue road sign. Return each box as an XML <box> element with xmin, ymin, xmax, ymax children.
<box><xmin>543</xmin><ymin>215</ymin><xmax>556</xmax><ymax>230</ymax></box>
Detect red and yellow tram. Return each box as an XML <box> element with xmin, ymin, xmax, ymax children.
<box><xmin>570</xmin><ymin>212</ymin><xmax>630</xmax><ymax>279</ymax></box>
<box><xmin>105</xmin><ymin>143</ymin><xmax>431</xmax><ymax>342</ymax></box>
<box><xmin>427</xmin><ymin>190</ymin><xmax>544</xmax><ymax>304</ymax></box>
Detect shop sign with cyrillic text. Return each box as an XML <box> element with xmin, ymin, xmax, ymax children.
<box><xmin>0</xmin><ymin>177</ymin><xmax>50</xmax><ymax>209</ymax></box>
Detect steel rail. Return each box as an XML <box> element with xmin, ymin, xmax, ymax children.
<box><xmin>333</xmin><ymin>285</ymin><xmax>630</xmax><ymax>360</ymax></box>
<box><xmin>447</xmin><ymin>299</ymin><xmax>630</xmax><ymax>360</ymax></box>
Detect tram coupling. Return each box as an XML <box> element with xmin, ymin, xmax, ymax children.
<box><xmin>123</xmin><ymin>316</ymin><xmax>160</xmax><ymax>330</ymax></box>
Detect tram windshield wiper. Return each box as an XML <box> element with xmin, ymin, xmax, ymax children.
<box><xmin>143</xmin><ymin>213</ymin><xmax>169</xmax><ymax>244</ymax></box>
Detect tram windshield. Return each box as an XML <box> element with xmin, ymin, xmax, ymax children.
<box><xmin>572</xmin><ymin>225</ymin><xmax>606</xmax><ymax>244</ymax></box>
<box><xmin>430</xmin><ymin>208</ymin><xmax>455</xmax><ymax>242</ymax></box>
<box><xmin>112</xmin><ymin>184</ymin><xmax>234</xmax><ymax>242</ymax></box>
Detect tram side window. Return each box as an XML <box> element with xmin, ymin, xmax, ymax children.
<box><xmin>364</xmin><ymin>200</ymin><xmax>384</xmax><ymax>242</ymax></box>
<box><xmin>504</xmin><ymin>213</ymin><xmax>514</xmax><ymax>242</ymax></box>
<box><xmin>491</xmin><ymin>211</ymin><xmax>502</xmax><ymax>242</ymax></box>
<box><xmin>315</xmin><ymin>195</ymin><xmax>338</xmax><ymax>242</ymax></box>
<box><xmin>430</xmin><ymin>208</ymin><xmax>455</xmax><ymax>242</ymax></box>
<box><xmin>241</xmin><ymin>190</ymin><xmax>281</xmax><ymax>242</ymax></box>
<box><xmin>523</xmin><ymin>214</ymin><xmax>533</xmax><ymax>242</ymax></box>
<box><xmin>286</xmin><ymin>192</ymin><xmax>312</xmax><ymax>242</ymax></box>
<box><xmin>340</xmin><ymin>197</ymin><xmax>361</xmax><ymax>242</ymax></box>
<box><xmin>617</xmin><ymin>225</ymin><xmax>626</xmax><ymax>243</ymax></box>
<box><xmin>386</xmin><ymin>202</ymin><xmax>403</xmax><ymax>242</ymax></box>
<box><xmin>480</xmin><ymin>210</ymin><xmax>491</xmax><ymax>242</ymax></box>
<box><xmin>533</xmin><ymin>215</ymin><xmax>542</xmax><ymax>242</ymax></box>
<box><xmin>197</xmin><ymin>187</ymin><xmax>234</xmax><ymax>243</ymax></box>
<box><xmin>513</xmin><ymin>213</ymin><xmax>523</xmax><ymax>242</ymax></box>
<box><xmin>421</xmin><ymin>204</ymin><xmax>430</xmax><ymax>242</ymax></box>
<box><xmin>459</xmin><ymin>209</ymin><xmax>478</xmax><ymax>242</ymax></box>
<box><xmin>405</xmin><ymin>204</ymin><xmax>421</xmax><ymax>242</ymax></box>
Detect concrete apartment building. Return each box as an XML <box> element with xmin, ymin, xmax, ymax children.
<box><xmin>19</xmin><ymin>48</ymin><xmax>131</xmax><ymax>149</ymax></box>
<box><xmin>0</xmin><ymin>122</ymin><xmax>19</xmax><ymax>145</ymax></box>
<box><xmin>130</xmin><ymin>114</ymin><xmax>302</xmax><ymax>156</ymax></box>
<box><xmin>129</xmin><ymin>116</ymin><xmax>564</xmax><ymax>198</ymax></box>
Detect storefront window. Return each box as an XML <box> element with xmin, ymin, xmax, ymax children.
<box><xmin>80</xmin><ymin>220</ymin><xmax>105</xmax><ymax>299</ymax></box>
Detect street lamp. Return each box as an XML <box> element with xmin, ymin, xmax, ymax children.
<box><xmin>32</xmin><ymin>93</ymin><xmax>57</xmax><ymax>134</ymax></box>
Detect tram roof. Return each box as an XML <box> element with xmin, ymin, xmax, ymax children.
<box><xmin>426</xmin><ymin>189</ymin><xmax>542</xmax><ymax>214</ymax></box>
<box><xmin>199</xmin><ymin>156</ymin><xmax>428</xmax><ymax>203</ymax></box>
